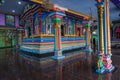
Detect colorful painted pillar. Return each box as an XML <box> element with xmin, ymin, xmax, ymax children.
<box><xmin>95</xmin><ymin>0</ymin><xmax>115</xmax><ymax>74</ymax></box>
<box><xmin>49</xmin><ymin>6</ymin><xmax>66</xmax><ymax>60</ymax></box>
<box><xmin>103</xmin><ymin>0</ymin><xmax>115</xmax><ymax>72</ymax></box>
<box><xmin>95</xmin><ymin>1</ymin><xmax>105</xmax><ymax>74</ymax></box>
<box><xmin>103</xmin><ymin>1</ymin><xmax>108</xmax><ymax>55</ymax></box>
<box><xmin>85</xmin><ymin>21</ymin><xmax>92</xmax><ymax>52</ymax></box>
<box><xmin>39</xmin><ymin>11</ymin><xmax>43</xmax><ymax>35</ymax></box>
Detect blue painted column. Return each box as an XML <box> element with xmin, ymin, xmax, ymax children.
<box><xmin>85</xmin><ymin>29</ymin><xmax>88</xmax><ymax>46</ymax></box>
<box><xmin>97</xmin><ymin>14</ymin><xmax>100</xmax><ymax>52</ymax></box>
<box><xmin>103</xmin><ymin>2</ymin><xmax>108</xmax><ymax>54</ymax></box>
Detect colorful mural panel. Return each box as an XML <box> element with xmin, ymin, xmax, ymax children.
<box><xmin>25</xmin><ymin>17</ymin><xmax>32</xmax><ymax>37</ymax></box>
<box><xmin>0</xmin><ymin>29</ymin><xmax>16</xmax><ymax>48</ymax></box>
<box><xmin>33</xmin><ymin>13</ymin><xmax>40</xmax><ymax>35</ymax></box>
<box><xmin>67</xmin><ymin>17</ymin><xmax>75</xmax><ymax>35</ymax></box>
<box><xmin>5</xmin><ymin>14</ymin><xmax>15</xmax><ymax>27</ymax></box>
<box><xmin>42</xmin><ymin>12</ymin><xmax>53</xmax><ymax>34</ymax></box>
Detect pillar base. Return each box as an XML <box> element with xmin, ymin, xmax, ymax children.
<box><xmin>52</xmin><ymin>50</ymin><xmax>65</xmax><ymax>60</ymax></box>
<box><xmin>103</xmin><ymin>54</ymin><xmax>115</xmax><ymax>73</ymax></box>
<box><xmin>84</xmin><ymin>45</ymin><xmax>93</xmax><ymax>52</ymax></box>
<box><xmin>96</xmin><ymin>68</ymin><xmax>105</xmax><ymax>74</ymax></box>
<box><xmin>96</xmin><ymin>51</ymin><xmax>105</xmax><ymax>74</ymax></box>
<box><xmin>105</xmin><ymin>65</ymin><xmax>115</xmax><ymax>73</ymax></box>
<box><xmin>52</xmin><ymin>56</ymin><xmax>65</xmax><ymax>60</ymax></box>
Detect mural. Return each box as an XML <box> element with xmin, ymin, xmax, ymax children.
<box><xmin>24</xmin><ymin>17</ymin><xmax>32</xmax><ymax>37</ymax></box>
<box><xmin>5</xmin><ymin>14</ymin><xmax>15</xmax><ymax>27</ymax></box>
<box><xmin>67</xmin><ymin>18</ymin><xmax>75</xmax><ymax>35</ymax></box>
<box><xmin>46</xmin><ymin>17</ymin><xmax>51</xmax><ymax>34</ymax></box>
<box><xmin>42</xmin><ymin>12</ymin><xmax>53</xmax><ymax>34</ymax></box>
<box><xmin>75</xmin><ymin>21</ymin><xmax>84</xmax><ymax>37</ymax></box>
<box><xmin>33</xmin><ymin>13</ymin><xmax>40</xmax><ymax>35</ymax></box>
<box><xmin>0</xmin><ymin>29</ymin><xmax>16</xmax><ymax>48</ymax></box>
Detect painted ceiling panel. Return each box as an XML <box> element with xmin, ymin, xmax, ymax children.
<box><xmin>0</xmin><ymin>0</ymin><xmax>120</xmax><ymax>21</ymax></box>
<box><xmin>0</xmin><ymin>0</ymin><xmax>27</xmax><ymax>15</ymax></box>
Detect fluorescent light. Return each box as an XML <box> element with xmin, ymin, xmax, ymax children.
<box><xmin>12</xmin><ymin>10</ymin><xmax>15</xmax><ymax>13</ymax></box>
<box><xmin>92</xmin><ymin>31</ymin><xmax>96</xmax><ymax>35</ymax></box>
<box><xmin>18</xmin><ymin>1</ymin><xmax>21</xmax><ymax>5</ymax></box>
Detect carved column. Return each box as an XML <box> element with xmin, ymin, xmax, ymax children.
<box><xmin>39</xmin><ymin>11</ymin><xmax>43</xmax><ymax>36</ymax></box>
<box><xmin>50</xmin><ymin>11</ymin><xmax>66</xmax><ymax>60</ymax></box>
<box><xmin>95</xmin><ymin>2</ymin><xmax>105</xmax><ymax>74</ymax></box>
<box><xmin>103</xmin><ymin>0</ymin><xmax>115</xmax><ymax>72</ymax></box>
<box><xmin>84</xmin><ymin>21</ymin><xmax>92</xmax><ymax>52</ymax></box>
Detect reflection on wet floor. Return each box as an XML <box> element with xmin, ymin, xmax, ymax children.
<box><xmin>0</xmin><ymin>48</ymin><xmax>120</xmax><ymax>80</ymax></box>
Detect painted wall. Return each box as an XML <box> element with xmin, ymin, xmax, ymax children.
<box><xmin>0</xmin><ymin>29</ymin><xmax>17</xmax><ymax>48</ymax></box>
<box><xmin>15</xmin><ymin>16</ymin><xmax>19</xmax><ymax>27</ymax></box>
<box><xmin>0</xmin><ymin>13</ymin><xmax>19</xmax><ymax>27</ymax></box>
<box><xmin>0</xmin><ymin>13</ymin><xmax>5</xmax><ymax>26</ymax></box>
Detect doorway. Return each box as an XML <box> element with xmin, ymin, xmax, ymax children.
<box><xmin>61</xmin><ymin>25</ymin><xmax>64</xmax><ymax>36</ymax></box>
<box><xmin>28</xmin><ymin>27</ymin><xmax>31</xmax><ymax>37</ymax></box>
<box><xmin>77</xmin><ymin>28</ymin><xmax>80</xmax><ymax>37</ymax></box>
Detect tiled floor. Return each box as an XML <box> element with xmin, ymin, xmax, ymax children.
<box><xmin>0</xmin><ymin>48</ymin><xmax>120</xmax><ymax>80</ymax></box>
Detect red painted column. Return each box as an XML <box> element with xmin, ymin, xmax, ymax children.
<box><xmin>39</xmin><ymin>11</ymin><xmax>43</xmax><ymax>35</ymax></box>
<box><xmin>58</xmin><ymin>26</ymin><xmax>62</xmax><ymax>50</ymax></box>
<box><xmin>30</xmin><ymin>16</ymin><xmax>34</xmax><ymax>36</ymax></box>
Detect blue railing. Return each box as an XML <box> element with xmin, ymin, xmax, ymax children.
<box><xmin>23</xmin><ymin>37</ymin><xmax>85</xmax><ymax>43</ymax></box>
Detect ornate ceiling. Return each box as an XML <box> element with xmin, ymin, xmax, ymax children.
<box><xmin>0</xmin><ymin>0</ymin><xmax>120</xmax><ymax>21</ymax></box>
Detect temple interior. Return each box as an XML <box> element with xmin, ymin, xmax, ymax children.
<box><xmin>0</xmin><ymin>0</ymin><xmax>120</xmax><ymax>80</ymax></box>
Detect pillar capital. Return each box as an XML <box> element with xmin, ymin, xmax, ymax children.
<box><xmin>49</xmin><ymin>5</ymin><xmax>66</xmax><ymax>25</ymax></box>
<box><xmin>83</xmin><ymin>21</ymin><xmax>92</xmax><ymax>29</ymax></box>
<box><xmin>95</xmin><ymin>1</ymin><xmax>104</xmax><ymax>7</ymax></box>
<box><xmin>98</xmin><ymin>5</ymin><xmax>104</xmax><ymax>14</ymax></box>
<box><xmin>49</xmin><ymin>12</ymin><xmax>66</xmax><ymax>25</ymax></box>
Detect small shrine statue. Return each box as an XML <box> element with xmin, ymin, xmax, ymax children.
<box><xmin>97</xmin><ymin>51</ymin><xmax>104</xmax><ymax>70</ymax></box>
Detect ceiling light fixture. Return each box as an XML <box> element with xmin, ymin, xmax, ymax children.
<box><xmin>12</xmin><ymin>10</ymin><xmax>15</xmax><ymax>13</ymax></box>
<box><xmin>18</xmin><ymin>1</ymin><xmax>21</xmax><ymax>5</ymax></box>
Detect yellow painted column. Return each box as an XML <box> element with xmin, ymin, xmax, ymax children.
<box><xmin>98</xmin><ymin>5</ymin><xmax>104</xmax><ymax>54</ymax></box>
<box><xmin>106</xmin><ymin>0</ymin><xmax>111</xmax><ymax>54</ymax></box>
